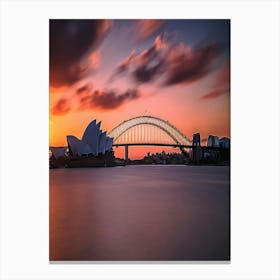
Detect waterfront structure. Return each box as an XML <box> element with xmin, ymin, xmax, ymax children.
<box><xmin>192</xmin><ymin>133</ymin><xmax>202</xmax><ymax>163</ymax></box>
<box><xmin>109</xmin><ymin>115</ymin><xmax>191</xmax><ymax>146</ymax></box>
<box><xmin>108</xmin><ymin>115</ymin><xmax>192</xmax><ymax>160</ymax></box>
<box><xmin>67</xmin><ymin>120</ymin><xmax>114</xmax><ymax>156</ymax></box>
<box><xmin>207</xmin><ymin>135</ymin><xmax>230</xmax><ymax>149</ymax></box>
<box><xmin>67</xmin><ymin>135</ymin><xmax>93</xmax><ymax>156</ymax></box>
<box><xmin>207</xmin><ymin>135</ymin><xmax>220</xmax><ymax>147</ymax></box>
<box><xmin>108</xmin><ymin>115</ymin><xmax>230</xmax><ymax>162</ymax></box>
<box><xmin>105</xmin><ymin>137</ymin><xmax>114</xmax><ymax>152</ymax></box>
<box><xmin>50</xmin><ymin>115</ymin><xmax>230</xmax><ymax>166</ymax></box>
<box><xmin>219</xmin><ymin>137</ymin><xmax>230</xmax><ymax>149</ymax></box>
<box><xmin>49</xmin><ymin>146</ymin><xmax>67</xmax><ymax>159</ymax></box>
<box><xmin>98</xmin><ymin>131</ymin><xmax>107</xmax><ymax>155</ymax></box>
<box><xmin>192</xmin><ymin>133</ymin><xmax>201</xmax><ymax>147</ymax></box>
<box><xmin>82</xmin><ymin>120</ymin><xmax>101</xmax><ymax>155</ymax></box>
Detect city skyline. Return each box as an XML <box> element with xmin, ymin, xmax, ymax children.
<box><xmin>50</xmin><ymin>19</ymin><xmax>230</xmax><ymax>159</ymax></box>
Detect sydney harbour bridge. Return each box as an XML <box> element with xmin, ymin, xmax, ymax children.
<box><xmin>108</xmin><ymin>115</ymin><xmax>207</xmax><ymax>161</ymax></box>
<box><xmin>50</xmin><ymin>115</ymin><xmax>229</xmax><ymax>166</ymax></box>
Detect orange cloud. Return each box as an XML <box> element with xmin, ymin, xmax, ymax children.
<box><xmin>87</xmin><ymin>51</ymin><xmax>100</xmax><ymax>69</ymax></box>
<box><xmin>78</xmin><ymin>88</ymin><xmax>140</xmax><ymax>110</ymax></box>
<box><xmin>136</xmin><ymin>20</ymin><xmax>165</xmax><ymax>41</ymax></box>
<box><xmin>51</xmin><ymin>98</ymin><xmax>71</xmax><ymax>115</ymax></box>
<box><xmin>112</xmin><ymin>35</ymin><xmax>220</xmax><ymax>87</ymax></box>
<box><xmin>76</xmin><ymin>84</ymin><xmax>92</xmax><ymax>95</ymax></box>
<box><xmin>154</xmin><ymin>34</ymin><xmax>169</xmax><ymax>50</ymax></box>
<box><xmin>112</xmin><ymin>34</ymin><xmax>170</xmax><ymax>84</ymax></box>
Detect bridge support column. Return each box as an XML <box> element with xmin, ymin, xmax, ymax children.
<box><xmin>192</xmin><ymin>133</ymin><xmax>202</xmax><ymax>164</ymax></box>
<box><xmin>124</xmin><ymin>145</ymin><xmax>129</xmax><ymax>162</ymax></box>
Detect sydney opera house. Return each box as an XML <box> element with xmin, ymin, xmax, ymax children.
<box><xmin>50</xmin><ymin>120</ymin><xmax>115</xmax><ymax>168</ymax></box>
<box><xmin>66</xmin><ymin>120</ymin><xmax>113</xmax><ymax>157</ymax></box>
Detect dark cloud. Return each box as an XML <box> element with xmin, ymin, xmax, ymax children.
<box><xmin>201</xmin><ymin>88</ymin><xmax>229</xmax><ymax>99</ymax></box>
<box><xmin>201</xmin><ymin>61</ymin><xmax>230</xmax><ymax>99</ymax></box>
<box><xmin>76</xmin><ymin>84</ymin><xmax>92</xmax><ymax>95</ymax></box>
<box><xmin>78</xmin><ymin>88</ymin><xmax>140</xmax><ymax>110</ymax></box>
<box><xmin>163</xmin><ymin>43</ymin><xmax>220</xmax><ymax>86</ymax></box>
<box><xmin>51</xmin><ymin>98</ymin><xmax>71</xmax><ymax>115</ymax></box>
<box><xmin>136</xmin><ymin>20</ymin><xmax>165</xmax><ymax>41</ymax></box>
<box><xmin>50</xmin><ymin>20</ymin><xmax>111</xmax><ymax>87</ymax></box>
<box><xmin>111</xmin><ymin>34</ymin><xmax>169</xmax><ymax>84</ymax></box>
<box><xmin>139</xmin><ymin>44</ymin><xmax>158</xmax><ymax>63</ymax></box>
<box><xmin>133</xmin><ymin>61</ymin><xmax>164</xmax><ymax>83</ymax></box>
<box><xmin>113</xmin><ymin>51</ymin><xmax>137</xmax><ymax>77</ymax></box>
<box><xmin>111</xmin><ymin>34</ymin><xmax>221</xmax><ymax>88</ymax></box>
<box><xmin>132</xmin><ymin>42</ymin><xmax>165</xmax><ymax>84</ymax></box>
<box><xmin>108</xmin><ymin>51</ymin><xmax>137</xmax><ymax>83</ymax></box>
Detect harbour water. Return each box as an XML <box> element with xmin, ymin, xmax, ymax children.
<box><xmin>50</xmin><ymin>165</ymin><xmax>230</xmax><ymax>261</ymax></box>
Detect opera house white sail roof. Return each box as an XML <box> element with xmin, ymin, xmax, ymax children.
<box><xmin>67</xmin><ymin>120</ymin><xmax>114</xmax><ymax>156</ymax></box>
<box><xmin>82</xmin><ymin>120</ymin><xmax>101</xmax><ymax>155</ymax></box>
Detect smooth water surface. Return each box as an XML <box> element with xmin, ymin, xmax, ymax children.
<box><xmin>50</xmin><ymin>165</ymin><xmax>230</xmax><ymax>261</ymax></box>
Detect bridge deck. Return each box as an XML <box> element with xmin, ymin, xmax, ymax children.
<box><xmin>112</xmin><ymin>143</ymin><xmax>225</xmax><ymax>150</ymax></box>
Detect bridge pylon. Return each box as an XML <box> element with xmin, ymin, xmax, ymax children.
<box><xmin>192</xmin><ymin>133</ymin><xmax>202</xmax><ymax>164</ymax></box>
<box><xmin>124</xmin><ymin>145</ymin><xmax>129</xmax><ymax>162</ymax></box>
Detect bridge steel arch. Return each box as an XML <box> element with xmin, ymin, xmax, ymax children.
<box><xmin>108</xmin><ymin>115</ymin><xmax>192</xmax><ymax>146</ymax></box>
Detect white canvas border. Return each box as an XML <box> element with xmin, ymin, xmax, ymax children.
<box><xmin>0</xmin><ymin>0</ymin><xmax>279</xmax><ymax>279</ymax></box>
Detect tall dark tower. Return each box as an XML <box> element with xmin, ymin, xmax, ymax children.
<box><xmin>192</xmin><ymin>133</ymin><xmax>201</xmax><ymax>147</ymax></box>
<box><xmin>124</xmin><ymin>145</ymin><xmax>129</xmax><ymax>162</ymax></box>
<box><xmin>192</xmin><ymin>133</ymin><xmax>202</xmax><ymax>163</ymax></box>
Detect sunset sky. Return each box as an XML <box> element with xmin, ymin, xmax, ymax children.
<box><xmin>50</xmin><ymin>19</ymin><xmax>230</xmax><ymax>159</ymax></box>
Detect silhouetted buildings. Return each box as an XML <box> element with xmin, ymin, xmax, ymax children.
<box><xmin>207</xmin><ymin>135</ymin><xmax>220</xmax><ymax>147</ymax></box>
<box><xmin>129</xmin><ymin>151</ymin><xmax>189</xmax><ymax>165</ymax></box>
<box><xmin>219</xmin><ymin>137</ymin><xmax>230</xmax><ymax>149</ymax></box>
<box><xmin>190</xmin><ymin>133</ymin><xmax>230</xmax><ymax>164</ymax></box>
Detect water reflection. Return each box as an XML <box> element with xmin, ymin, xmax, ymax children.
<box><xmin>50</xmin><ymin>165</ymin><xmax>230</xmax><ymax>261</ymax></box>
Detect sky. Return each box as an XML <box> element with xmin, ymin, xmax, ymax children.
<box><xmin>49</xmin><ymin>19</ymin><xmax>230</xmax><ymax>159</ymax></box>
